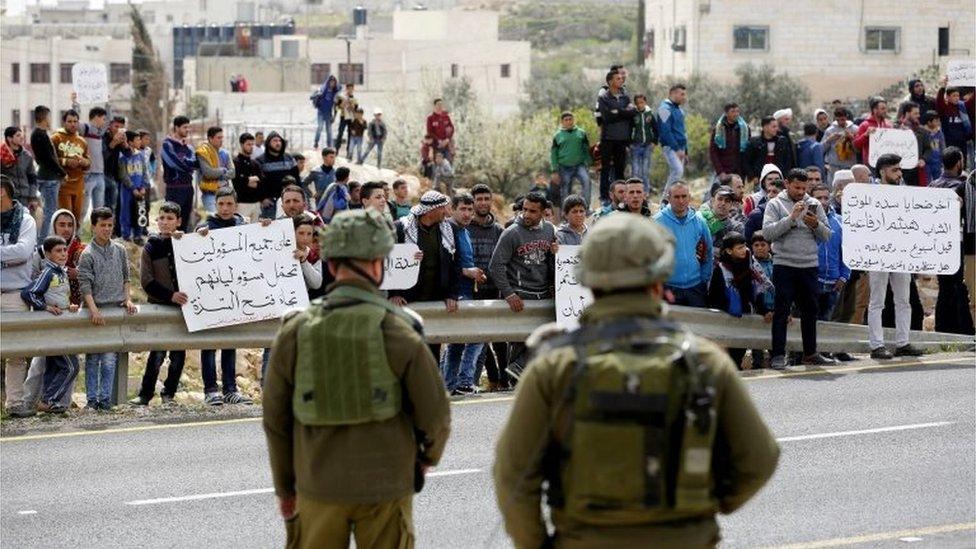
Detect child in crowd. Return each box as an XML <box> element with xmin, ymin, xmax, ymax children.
<box><xmin>707</xmin><ymin>231</ymin><xmax>773</xmax><ymax>370</ymax></box>
<box><xmin>293</xmin><ymin>215</ymin><xmax>323</xmax><ymax>299</ymax></box>
<box><xmin>78</xmin><ymin>207</ymin><xmax>137</xmax><ymax>410</ymax></box>
<box><xmin>432</xmin><ymin>150</ymin><xmax>455</xmax><ymax>196</ymax></box>
<box><xmin>118</xmin><ymin>130</ymin><xmax>149</xmax><ymax>243</ymax></box>
<box><xmin>360</xmin><ymin>108</ymin><xmax>387</xmax><ymax>168</ymax></box>
<box><xmin>924</xmin><ymin>110</ymin><xmax>945</xmax><ymax>183</ymax></box>
<box><xmin>194</xmin><ymin>187</ymin><xmax>252</xmax><ymax>406</ymax></box>
<box><xmin>420</xmin><ymin>134</ymin><xmax>435</xmax><ymax>178</ymax></box>
<box><xmin>137</xmin><ymin>130</ymin><xmax>157</xmax><ymax>241</ymax></box>
<box><xmin>347</xmin><ymin>108</ymin><xmax>367</xmax><ymax>162</ymax></box>
<box><xmin>555</xmin><ymin>194</ymin><xmax>589</xmax><ymax>245</ymax></box>
<box><xmin>751</xmin><ymin>231</ymin><xmax>776</xmax><ymax>369</ymax></box>
<box><xmin>21</xmin><ymin>235</ymin><xmax>80</xmax><ymax>414</ymax></box>
<box><xmin>130</xmin><ymin>202</ymin><xmax>188</xmax><ymax>406</ymax></box>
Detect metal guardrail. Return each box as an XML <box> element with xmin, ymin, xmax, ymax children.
<box><xmin>2</xmin><ymin>300</ymin><xmax>973</xmax><ymax>403</ymax></box>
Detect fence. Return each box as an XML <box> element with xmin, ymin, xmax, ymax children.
<box><xmin>2</xmin><ymin>300</ymin><xmax>972</xmax><ymax>404</ymax></box>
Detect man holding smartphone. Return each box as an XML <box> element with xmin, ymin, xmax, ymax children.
<box><xmin>762</xmin><ymin>168</ymin><xmax>834</xmax><ymax>369</ymax></box>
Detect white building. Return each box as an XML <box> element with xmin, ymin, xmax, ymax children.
<box><xmin>645</xmin><ymin>0</ymin><xmax>976</xmax><ymax>105</ymax></box>
<box><xmin>0</xmin><ymin>23</ymin><xmax>134</xmax><ymax>128</ymax></box>
<box><xmin>189</xmin><ymin>10</ymin><xmax>529</xmax><ymax>112</ymax></box>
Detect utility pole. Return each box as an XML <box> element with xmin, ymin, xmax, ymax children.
<box><xmin>636</xmin><ymin>0</ymin><xmax>645</xmax><ymax>67</ymax></box>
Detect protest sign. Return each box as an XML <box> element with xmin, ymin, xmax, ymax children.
<box><xmin>173</xmin><ymin>218</ymin><xmax>309</xmax><ymax>332</ymax></box>
<box><xmin>868</xmin><ymin>129</ymin><xmax>918</xmax><ymax>169</ymax></box>
<box><xmin>947</xmin><ymin>59</ymin><xmax>976</xmax><ymax>87</ymax></box>
<box><xmin>555</xmin><ymin>245</ymin><xmax>593</xmax><ymax>330</ymax></box>
<box><xmin>71</xmin><ymin>63</ymin><xmax>109</xmax><ymax>104</ymax></box>
<box><xmin>841</xmin><ymin>183</ymin><xmax>960</xmax><ymax>275</ymax></box>
<box><xmin>380</xmin><ymin>243</ymin><xmax>421</xmax><ymax>290</ymax></box>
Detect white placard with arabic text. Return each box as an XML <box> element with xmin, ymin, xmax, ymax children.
<box><xmin>555</xmin><ymin>245</ymin><xmax>593</xmax><ymax>330</ymax></box>
<box><xmin>947</xmin><ymin>59</ymin><xmax>976</xmax><ymax>87</ymax></box>
<box><xmin>380</xmin><ymin>243</ymin><xmax>421</xmax><ymax>290</ymax></box>
<box><xmin>841</xmin><ymin>183</ymin><xmax>960</xmax><ymax>275</ymax></box>
<box><xmin>71</xmin><ymin>62</ymin><xmax>109</xmax><ymax>105</ymax></box>
<box><xmin>173</xmin><ymin>218</ymin><xmax>310</xmax><ymax>332</ymax></box>
<box><xmin>868</xmin><ymin>129</ymin><xmax>918</xmax><ymax>169</ymax></box>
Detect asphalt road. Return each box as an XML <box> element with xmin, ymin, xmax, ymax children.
<box><xmin>2</xmin><ymin>355</ymin><xmax>974</xmax><ymax>548</ymax></box>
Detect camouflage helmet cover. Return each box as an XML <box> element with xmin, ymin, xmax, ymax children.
<box><xmin>321</xmin><ymin>209</ymin><xmax>395</xmax><ymax>260</ymax></box>
<box><xmin>576</xmin><ymin>213</ymin><xmax>675</xmax><ymax>290</ymax></box>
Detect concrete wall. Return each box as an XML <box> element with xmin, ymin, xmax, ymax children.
<box><xmin>646</xmin><ymin>0</ymin><xmax>976</xmax><ymax>105</ymax></box>
<box><xmin>192</xmin><ymin>57</ymin><xmax>310</xmax><ymax>92</ymax></box>
<box><xmin>392</xmin><ymin>9</ymin><xmax>498</xmax><ymax>41</ymax></box>
<box><xmin>0</xmin><ymin>34</ymin><xmax>134</xmax><ymax>129</ymax></box>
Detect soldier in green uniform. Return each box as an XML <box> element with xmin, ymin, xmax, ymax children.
<box><xmin>493</xmin><ymin>213</ymin><xmax>780</xmax><ymax>548</ymax></box>
<box><xmin>263</xmin><ymin>208</ymin><xmax>451</xmax><ymax>548</ymax></box>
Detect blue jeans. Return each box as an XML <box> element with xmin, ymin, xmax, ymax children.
<box><xmin>201</xmin><ymin>191</ymin><xmax>216</xmax><ymax>214</ymax></box>
<box><xmin>119</xmin><ymin>188</ymin><xmax>138</xmax><ymax>239</ymax></box>
<box><xmin>201</xmin><ymin>349</ymin><xmax>237</xmax><ymax>395</ymax></box>
<box><xmin>666</xmin><ymin>283</ymin><xmax>707</xmax><ymax>308</ymax></box>
<box><xmin>314</xmin><ymin>110</ymin><xmax>334</xmax><ymax>148</ymax></box>
<box><xmin>441</xmin><ymin>343</ymin><xmax>485</xmax><ymax>391</ymax></box>
<box><xmin>84</xmin><ymin>173</ymin><xmax>105</xmax><ymax>217</ymax></box>
<box><xmin>347</xmin><ymin>136</ymin><xmax>363</xmax><ymax>161</ymax></box>
<box><xmin>38</xmin><ymin>179</ymin><xmax>61</xmax><ymax>240</ymax></box>
<box><xmin>630</xmin><ymin>143</ymin><xmax>652</xmax><ymax>194</ymax></box>
<box><xmin>360</xmin><ymin>141</ymin><xmax>384</xmax><ymax>168</ymax></box>
<box><xmin>817</xmin><ymin>281</ymin><xmax>840</xmax><ymax>322</ymax></box>
<box><xmin>558</xmin><ymin>165</ymin><xmax>591</xmax><ymax>210</ymax></box>
<box><xmin>662</xmin><ymin>146</ymin><xmax>685</xmax><ymax>196</ymax></box>
<box><xmin>85</xmin><ymin>352</ymin><xmax>117</xmax><ymax>406</ymax></box>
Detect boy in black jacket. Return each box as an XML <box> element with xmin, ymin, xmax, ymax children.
<box><xmin>130</xmin><ymin>202</ymin><xmax>187</xmax><ymax>406</ymax></box>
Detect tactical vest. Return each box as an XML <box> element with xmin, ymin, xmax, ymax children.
<box><xmin>293</xmin><ymin>285</ymin><xmax>423</xmax><ymax>426</ymax></box>
<box><xmin>542</xmin><ymin>318</ymin><xmax>717</xmax><ymax>525</ymax></box>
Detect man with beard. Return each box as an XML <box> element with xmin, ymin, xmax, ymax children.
<box><xmin>254</xmin><ymin>131</ymin><xmax>300</xmax><ymax>219</ymax></box>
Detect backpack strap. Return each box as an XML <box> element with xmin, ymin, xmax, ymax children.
<box><xmin>324</xmin><ymin>284</ymin><xmax>424</xmax><ymax>335</ymax></box>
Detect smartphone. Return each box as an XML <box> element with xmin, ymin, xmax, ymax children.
<box><xmin>807</xmin><ymin>203</ymin><xmax>817</xmax><ymax>215</ymax></box>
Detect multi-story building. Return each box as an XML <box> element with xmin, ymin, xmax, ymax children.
<box><xmin>0</xmin><ymin>24</ymin><xmax>133</xmax><ymax>128</ymax></box>
<box><xmin>645</xmin><ymin>0</ymin><xmax>976</xmax><ymax>105</ymax></box>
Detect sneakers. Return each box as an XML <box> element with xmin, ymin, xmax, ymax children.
<box><xmin>833</xmin><ymin>352</ymin><xmax>856</xmax><ymax>362</ymax></box>
<box><xmin>223</xmin><ymin>392</ymin><xmax>253</xmax><ymax>405</ymax></box>
<box><xmin>204</xmin><ymin>392</ymin><xmax>224</xmax><ymax>406</ymax></box>
<box><xmin>38</xmin><ymin>402</ymin><xmax>67</xmax><ymax>414</ymax></box>
<box><xmin>450</xmin><ymin>386</ymin><xmax>478</xmax><ymax>396</ymax></box>
<box><xmin>870</xmin><ymin>347</ymin><xmax>894</xmax><ymax>360</ymax></box>
<box><xmin>7</xmin><ymin>405</ymin><xmax>37</xmax><ymax>418</ymax></box>
<box><xmin>801</xmin><ymin>353</ymin><xmax>836</xmax><ymax>366</ymax></box>
<box><xmin>505</xmin><ymin>363</ymin><xmax>525</xmax><ymax>380</ymax></box>
<box><xmin>769</xmin><ymin>355</ymin><xmax>787</xmax><ymax>370</ymax></box>
<box><xmin>894</xmin><ymin>344</ymin><xmax>924</xmax><ymax>357</ymax></box>
<box><xmin>128</xmin><ymin>396</ymin><xmax>150</xmax><ymax>406</ymax></box>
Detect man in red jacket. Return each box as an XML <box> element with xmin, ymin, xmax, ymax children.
<box><xmin>853</xmin><ymin>97</ymin><xmax>892</xmax><ymax>164</ymax></box>
<box><xmin>426</xmin><ymin>98</ymin><xmax>455</xmax><ymax>161</ymax></box>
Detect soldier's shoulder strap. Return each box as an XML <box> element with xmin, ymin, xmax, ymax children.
<box><xmin>322</xmin><ymin>285</ymin><xmax>425</xmax><ymax>336</ymax></box>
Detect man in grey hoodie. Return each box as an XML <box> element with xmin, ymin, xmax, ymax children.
<box><xmin>489</xmin><ymin>191</ymin><xmax>556</xmax><ymax>378</ymax></box>
<box><xmin>762</xmin><ymin>168</ymin><xmax>833</xmax><ymax>369</ymax></box>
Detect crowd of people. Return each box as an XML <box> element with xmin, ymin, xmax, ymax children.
<box><xmin>1</xmin><ymin>65</ymin><xmax>975</xmax><ymax>417</ymax></box>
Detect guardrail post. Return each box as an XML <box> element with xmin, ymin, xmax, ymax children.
<box><xmin>112</xmin><ymin>352</ymin><xmax>129</xmax><ymax>406</ymax></box>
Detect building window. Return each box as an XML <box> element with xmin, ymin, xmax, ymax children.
<box><xmin>733</xmin><ymin>26</ymin><xmax>768</xmax><ymax>51</ymax></box>
<box><xmin>500</xmin><ymin>63</ymin><xmax>511</xmax><ymax>78</ymax></box>
<box><xmin>938</xmin><ymin>27</ymin><xmax>949</xmax><ymax>56</ymax></box>
<box><xmin>60</xmin><ymin>63</ymin><xmax>73</xmax><ymax>83</ymax></box>
<box><xmin>280</xmin><ymin>39</ymin><xmax>300</xmax><ymax>58</ymax></box>
<box><xmin>865</xmin><ymin>27</ymin><xmax>899</xmax><ymax>52</ymax></box>
<box><xmin>310</xmin><ymin>63</ymin><xmax>331</xmax><ymax>85</ymax></box>
<box><xmin>11</xmin><ymin>63</ymin><xmax>19</xmax><ymax>84</ymax></box>
<box><xmin>30</xmin><ymin>63</ymin><xmax>51</xmax><ymax>84</ymax></box>
<box><xmin>450</xmin><ymin>63</ymin><xmax>459</xmax><ymax>78</ymax></box>
<box><xmin>671</xmin><ymin>26</ymin><xmax>687</xmax><ymax>52</ymax></box>
<box><xmin>338</xmin><ymin>63</ymin><xmax>364</xmax><ymax>86</ymax></box>
<box><xmin>11</xmin><ymin>109</ymin><xmax>20</xmax><ymax>127</ymax></box>
<box><xmin>109</xmin><ymin>63</ymin><xmax>131</xmax><ymax>84</ymax></box>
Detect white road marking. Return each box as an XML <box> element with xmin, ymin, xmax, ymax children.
<box><xmin>17</xmin><ymin>510</ymin><xmax>37</xmax><ymax>515</ymax></box>
<box><xmin>124</xmin><ymin>469</ymin><xmax>483</xmax><ymax>506</ymax></box>
<box><xmin>899</xmin><ymin>537</ymin><xmax>923</xmax><ymax>542</ymax></box>
<box><xmin>777</xmin><ymin>421</ymin><xmax>955</xmax><ymax>443</ymax></box>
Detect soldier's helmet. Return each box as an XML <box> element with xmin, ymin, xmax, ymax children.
<box><xmin>321</xmin><ymin>209</ymin><xmax>394</xmax><ymax>260</ymax></box>
<box><xmin>576</xmin><ymin>212</ymin><xmax>675</xmax><ymax>290</ymax></box>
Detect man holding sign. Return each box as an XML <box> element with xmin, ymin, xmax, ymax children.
<box><xmin>865</xmin><ymin>154</ymin><xmax>925</xmax><ymax>360</ymax></box>
<box><xmin>936</xmin><ymin>75</ymin><xmax>974</xmax><ymax>155</ymax></box>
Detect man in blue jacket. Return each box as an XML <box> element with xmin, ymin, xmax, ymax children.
<box><xmin>812</xmin><ymin>183</ymin><xmax>855</xmax><ymax>362</ymax></box>
<box><xmin>312</xmin><ymin>75</ymin><xmax>340</xmax><ymax>149</ymax></box>
<box><xmin>658</xmin><ymin>84</ymin><xmax>688</xmax><ymax>198</ymax></box>
<box><xmin>652</xmin><ymin>181</ymin><xmax>712</xmax><ymax>307</ymax></box>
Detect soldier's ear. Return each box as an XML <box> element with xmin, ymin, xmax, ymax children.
<box><xmin>649</xmin><ymin>282</ymin><xmax>665</xmax><ymax>299</ymax></box>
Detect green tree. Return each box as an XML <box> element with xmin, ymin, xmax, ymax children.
<box><xmin>129</xmin><ymin>5</ymin><xmax>171</xmax><ymax>144</ymax></box>
<box><xmin>730</xmin><ymin>63</ymin><xmax>811</xmax><ymax>124</ymax></box>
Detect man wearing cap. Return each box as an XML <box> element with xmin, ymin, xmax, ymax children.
<box><xmin>263</xmin><ymin>209</ymin><xmax>450</xmax><ymax>548</ymax></box>
<box><xmin>867</xmin><ymin>154</ymin><xmax>925</xmax><ymax>360</ymax></box>
<box><xmin>493</xmin><ymin>213</ymin><xmax>779</xmax><ymax>548</ymax></box>
<box><xmin>390</xmin><ymin>190</ymin><xmax>460</xmax><ymax>356</ymax></box>
<box><xmin>700</xmin><ymin>184</ymin><xmax>745</xmax><ymax>256</ymax></box>
<box><xmin>360</xmin><ymin>108</ymin><xmax>387</xmax><ymax>168</ymax></box>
